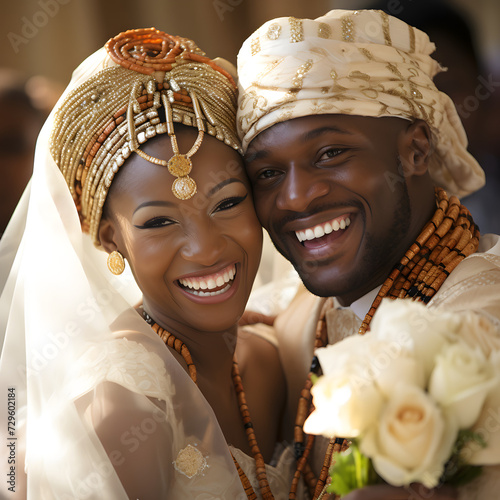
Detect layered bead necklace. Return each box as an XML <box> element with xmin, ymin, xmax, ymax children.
<box><xmin>291</xmin><ymin>187</ymin><xmax>480</xmax><ymax>499</ymax></box>
<box><xmin>142</xmin><ymin>310</ymin><xmax>275</xmax><ymax>500</ymax></box>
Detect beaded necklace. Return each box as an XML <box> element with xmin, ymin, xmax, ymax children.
<box><xmin>142</xmin><ymin>311</ymin><xmax>275</xmax><ymax>500</ymax></box>
<box><xmin>291</xmin><ymin>187</ymin><xmax>480</xmax><ymax>499</ymax></box>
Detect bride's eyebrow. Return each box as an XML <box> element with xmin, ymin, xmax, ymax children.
<box><xmin>133</xmin><ymin>200</ymin><xmax>175</xmax><ymax>215</ymax></box>
<box><xmin>206</xmin><ymin>178</ymin><xmax>245</xmax><ymax>197</ymax></box>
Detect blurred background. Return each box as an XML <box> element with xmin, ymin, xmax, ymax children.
<box><xmin>0</xmin><ymin>0</ymin><xmax>499</xmax><ymax>235</ymax></box>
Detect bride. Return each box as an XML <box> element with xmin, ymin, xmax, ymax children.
<box><xmin>0</xmin><ymin>28</ymin><xmax>304</xmax><ymax>499</ymax></box>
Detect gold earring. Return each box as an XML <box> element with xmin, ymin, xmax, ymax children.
<box><xmin>107</xmin><ymin>250</ymin><xmax>125</xmax><ymax>275</ymax></box>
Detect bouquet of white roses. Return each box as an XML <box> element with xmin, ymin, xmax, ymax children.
<box><xmin>304</xmin><ymin>299</ymin><xmax>500</xmax><ymax>496</ymax></box>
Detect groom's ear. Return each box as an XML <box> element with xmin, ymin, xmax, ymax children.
<box><xmin>398</xmin><ymin>119</ymin><xmax>433</xmax><ymax>177</ymax></box>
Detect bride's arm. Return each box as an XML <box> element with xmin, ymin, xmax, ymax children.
<box><xmin>86</xmin><ymin>381</ymin><xmax>173</xmax><ymax>499</ymax></box>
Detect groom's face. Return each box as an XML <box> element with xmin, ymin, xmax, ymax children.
<box><xmin>244</xmin><ymin>114</ymin><xmax>415</xmax><ymax>305</ymax></box>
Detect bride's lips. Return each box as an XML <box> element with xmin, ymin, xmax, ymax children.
<box><xmin>175</xmin><ymin>263</ymin><xmax>240</xmax><ymax>304</ymax></box>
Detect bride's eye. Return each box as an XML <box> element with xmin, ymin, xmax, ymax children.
<box><xmin>214</xmin><ymin>194</ymin><xmax>248</xmax><ymax>213</ymax></box>
<box><xmin>134</xmin><ymin>217</ymin><xmax>175</xmax><ymax>229</ymax></box>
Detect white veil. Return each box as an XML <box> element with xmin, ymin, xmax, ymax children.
<box><xmin>0</xmin><ymin>47</ymin><xmax>246</xmax><ymax>499</ymax></box>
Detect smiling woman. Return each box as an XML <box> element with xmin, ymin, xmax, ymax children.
<box><xmin>0</xmin><ymin>29</ymin><xmax>299</xmax><ymax>500</ymax></box>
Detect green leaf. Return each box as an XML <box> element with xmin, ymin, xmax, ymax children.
<box><xmin>328</xmin><ymin>441</ymin><xmax>380</xmax><ymax>497</ymax></box>
<box><xmin>440</xmin><ymin>429</ymin><xmax>486</xmax><ymax>487</ymax></box>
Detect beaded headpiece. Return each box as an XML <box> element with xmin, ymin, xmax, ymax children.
<box><xmin>50</xmin><ymin>28</ymin><xmax>240</xmax><ymax>247</ymax></box>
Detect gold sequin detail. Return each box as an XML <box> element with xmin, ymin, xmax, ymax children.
<box><xmin>341</xmin><ymin>16</ymin><xmax>354</xmax><ymax>42</ymax></box>
<box><xmin>317</xmin><ymin>23</ymin><xmax>331</xmax><ymax>39</ymax></box>
<box><xmin>289</xmin><ymin>17</ymin><xmax>304</xmax><ymax>43</ymax></box>
<box><xmin>251</xmin><ymin>36</ymin><xmax>261</xmax><ymax>56</ymax></box>
<box><xmin>266</xmin><ymin>23</ymin><xmax>282</xmax><ymax>40</ymax></box>
<box><xmin>380</xmin><ymin>11</ymin><xmax>392</xmax><ymax>46</ymax></box>
<box><xmin>291</xmin><ymin>59</ymin><xmax>313</xmax><ymax>89</ymax></box>
<box><xmin>330</xmin><ymin>69</ymin><xmax>339</xmax><ymax>80</ymax></box>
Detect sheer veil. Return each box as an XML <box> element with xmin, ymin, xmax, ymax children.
<box><xmin>0</xmin><ymin>47</ymin><xmax>246</xmax><ymax>499</ymax></box>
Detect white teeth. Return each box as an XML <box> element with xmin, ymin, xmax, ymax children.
<box><xmin>295</xmin><ymin>216</ymin><xmax>351</xmax><ymax>243</ymax></box>
<box><xmin>178</xmin><ymin>264</ymin><xmax>236</xmax><ymax>292</ymax></box>
<box><xmin>314</xmin><ymin>226</ymin><xmax>324</xmax><ymax>238</ymax></box>
<box><xmin>190</xmin><ymin>283</ymin><xmax>231</xmax><ymax>297</ymax></box>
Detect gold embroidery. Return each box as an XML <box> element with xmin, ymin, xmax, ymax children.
<box><xmin>317</xmin><ymin>23</ymin><xmax>332</xmax><ymax>39</ymax></box>
<box><xmin>361</xmin><ymin>88</ymin><xmax>379</xmax><ymax>99</ymax></box>
<box><xmin>348</xmin><ymin>70</ymin><xmax>370</xmax><ymax>82</ymax></box>
<box><xmin>255</xmin><ymin>58</ymin><xmax>284</xmax><ymax>84</ymax></box>
<box><xmin>380</xmin><ymin>11</ymin><xmax>392</xmax><ymax>46</ymax></box>
<box><xmin>387</xmin><ymin>62</ymin><xmax>404</xmax><ymax>80</ymax></box>
<box><xmin>358</xmin><ymin>47</ymin><xmax>374</xmax><ymax>60</ymax></box>
<box><xmin>251</xmin><ymin>36</ymin><xmax>261</xmax><ymax>56</ymax></box>
<box><xmin>408</xmin><ymin>25</ymin><xmax>416</xmax><ymax>53</ymax></box>
<box><xmin>289</xmin><ymin>17</ymin><xmax>304</xmax><ymax>43</ymax></box>
<box><xmin>267</xmin><ymin>23</ymin><xmax>282</xmax><ymax>41</ymax></box>
<box><xmin>292</xmin><ymin>59</ymin><xmax>313</xmax><ymax>89</ymax></box>
<box><xmin>321</xmin><ymin>87</ymin><xmax>329</xmax><ymax>94</ymax></box>
<box><xmin>330</xmin><ymin>69</ymin><xmax>338</xmax><ymax>80</ymax></box>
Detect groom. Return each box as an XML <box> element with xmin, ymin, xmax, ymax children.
<box><xmin>237</xmin><ymin>9</ymin><xmax>500</xmax><ymax>500</ymax></box>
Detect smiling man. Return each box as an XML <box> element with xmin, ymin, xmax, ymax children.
<box><xmin>237</xmin><ymin>9</ymin><xmax>500</xmax><ymax>500</ymax></box>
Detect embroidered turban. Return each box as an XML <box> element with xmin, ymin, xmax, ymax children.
<box><xmin>237</xmin><ymin>9</ymin><xmax>485</xmax><ymax>197</ymax></box>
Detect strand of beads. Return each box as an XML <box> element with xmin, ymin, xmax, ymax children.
<box><xmin>142</xmin><ymin>311</ymin><xmax>274</xmax><ymax>500</ymax></box>
<box><xmin>359</xmin><ymin>187</ymin><xmax>479</xmax><ymax>334</ymax></box>
<box><xmin>232</xmin><ymin>361</ymin><xmax>275</xmax><ymax>499</ymax></box>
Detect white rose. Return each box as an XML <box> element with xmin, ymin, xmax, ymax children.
<box><xmin>360</xmin><ymin>384</ymin><xmax>458</xmax><ymax>488</ymax></box>
<box><xmin>429</xmin><ymin>341</ymin><xmax>497</xmax><ymax>429</ymax></box>
<box><xmin>316</xmin><ymin>332</ymin><xmax>424</xmax><ymax>399</ymax></box>
<box><xmin>445</xmin><ymin>309</ymin><xmax>500</xmax><ymax>357</ymax></box>
<box><xmin>369</xmin><ymin>299</ymin><xmax>452</xmax><ymax>380</ymax></box>
<box><xmin>463</xmin><ymin>350</ymin><xmax>500</xmax><ymax>465</ymax></box>
<box><xmin>304</xmin><ymin>370</ymin><xmax>383</xmax><ymax>438</ymax></box>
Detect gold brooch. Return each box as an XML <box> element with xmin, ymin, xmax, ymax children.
<box><xmin>173</xmin><ymin>444</ymin><xmax>208</xmax><ymax>478</ymax></box>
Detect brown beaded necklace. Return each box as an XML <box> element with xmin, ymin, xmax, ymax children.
<box><xmin>291</xmin><ymin>187</ymin><xmax>480</xmax><ymax>499</ymax></box>
<box><xmin>142</xmin><ymin>311</ymin><xmax>275</xmax><ymax>500</ymax></box>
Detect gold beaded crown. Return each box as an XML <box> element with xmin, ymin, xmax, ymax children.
<box><xmin>50</xmin><ymin>28</ymin><xmax>241</xmax><ymax>247</ymax></box>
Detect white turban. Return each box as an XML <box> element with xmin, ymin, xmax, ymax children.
<box><xmin>237</xmin><ymin>9</ymin><xmax>485</xmax><ymax>197</ymax></box>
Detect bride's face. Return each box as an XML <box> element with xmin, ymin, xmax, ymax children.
<box><xmin>100</xmin><ymin>127</ymin><xmax>263</xmax><ymax>335</ymax></box>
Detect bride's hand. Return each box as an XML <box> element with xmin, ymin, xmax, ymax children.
<box><xmin>342</xmin><ymin>483</ymin><xmax>458</xmax><ymax>500</ymax></box>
